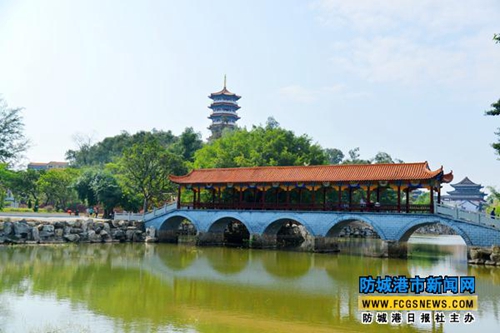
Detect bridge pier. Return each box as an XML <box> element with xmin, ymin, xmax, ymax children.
<box><xmin>197</xmin><ymin>231</ymin><xmax>225</xmax><ymax>246</ymax></box>
<box><xmin>249</xmin><ymin>234</ymin><xmax>277</xmax><ymax>249</ymax></box>
<box><xmin>382</xmin><ymin>241</ymin><xmax>408</xmax><ymax>259</ymax></box>
<box><xmin>157</xmin><ymin>230</ymin><xmax>179</xmax><ymax>243</ymax></box>
<box><xmin>312</xmin><ymin>236</ymin><xmax>340</xmax><ymax>253</ymax></box>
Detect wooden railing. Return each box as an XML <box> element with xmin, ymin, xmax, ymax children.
<box><xmin>179</xmin><ymin>202</ymin><xmax>432</xmax><ymax>213</ymax></box>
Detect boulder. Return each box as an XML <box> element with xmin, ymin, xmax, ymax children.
<box><xmin>103</xmin><ymin>223</ymin><xmax>111</xmax><ymax>235</ymax></box>
<box><xmin>64</xmin><ymin>226</ymin><xmax>72</xmax><ymax>235</ymax></box>
<box><xmin>54</xmin><ymin>221</ymin><xmax>66</xmax><ymax>229</ymax></box>
<box><xmin>64</xmin><ymin>234</ymin><xmax>80</xmax><ymax>243</ymax></box>
<box><xmin>133</xmin><ymin>231</ymin><xmax>144</xmax><ymax>242</ymax></box>
<box><xmin>13</xmin><ymin>221</ymin><xmax>31</xmax><ymax>239</ymax></box>
<box><xmin>88</xmin><ymin>230</ymin><xmax>101</xmax><ymax>243</ymax></box>
<box><xmin>112</xmin><ymin>229</ymin><xmax>126</xmax><ymax>242</ymax></box>
<box><xmin>54</xmin><ymin>228</ymin><xmax>64</xmax><ymax>238</ymax></box>
<box><xmin>100</xmin><ymin>229</ymin><xmax>110</xmax><ymax>240</ymax></box>
<box><xmin>490</xmin><ymin>253</ymin><xmax>500</xmax><ymax>263</ymax></box>
<box><xmin>3</xmin><ymin>222</ymin><xmax>14</xmax><ymax>236</ymax></box>
<box><xmin>469</xmin><ymin>248</ymin><xmax>491</xmax><ymax>260</ymax></box>
<box><xmin>40</xmin><ymin>224</ymin><xmax>55</xmax><ymax>238</ymax></box>
<box><xmin>485</xmin><ymin>260</ymin><xmax>496</xmax><ymax>266</ymax></box>
<box><xmin>31</xmin><ymin>227</ymin><xmax>40</xmax><ymax>242</ymax></box>
<box><xmin>125</xmin><ymin>230</ymin><xmax>136</xmax><ymax>241</ymax></box>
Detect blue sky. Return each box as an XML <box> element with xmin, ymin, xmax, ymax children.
<box><xmin>0</xmin><ymin>0</ymin><xmax>499</xmax><ymax>190</ymax></box>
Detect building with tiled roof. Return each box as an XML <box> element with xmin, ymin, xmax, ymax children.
<box><xmin>170</xmin><ymin>162</ymin><xmax>453</xmax><ymax>213</ymax></box>
<box><xmin>208</xmin><ymin>76</ymin><xmax>241</xmax><ymax>141</ymax></box>
<box><xmin>27</xmin><ymin>161</ymin><xmax>69</xmax><ymax>171</ymax></box>
<box><xmin>442</xmin><ymin>177</ymin><xmax>486</xmax><ymax>211</ymax></box>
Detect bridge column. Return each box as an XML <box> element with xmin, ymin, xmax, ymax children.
<box><xmin>197</xmin><ymin>231</ymin><xmax>225</xmax><ymax>246</ymax></box>
<box><xmin>382</xmin><ymin>241</ymin><xmax>408</xmax><ymax>259</ymax></box>
<box><xmin>249</xmin><ymin>234</ymin><xmax>277</xmax><ymax>249</ymax></box>
<box><xmin>157</xmin><ymin>229</ymin><xmax>179</xmax><ymax>243</ymax></box>
<box><xmin>313</xmin><ymin>236</ymin><xmax>340</xmax><ymax>253</ymax></box>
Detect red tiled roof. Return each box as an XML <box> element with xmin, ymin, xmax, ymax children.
<box><xmin>170</xmin><ymin>162</ymin><xmax>452</xmax><ymax>184</ymax></box>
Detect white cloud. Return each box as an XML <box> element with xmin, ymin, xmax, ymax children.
<box><xmin>312</xmin><ymin>0</ymin><xmax>500</xmax><ymax>91</ymax></box>
<box><xmin>314</xmin><ymin>0</ymin><xmax>499</xmax><ymax>36</ymax></box>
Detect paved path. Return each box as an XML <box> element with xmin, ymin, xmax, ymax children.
<box><xmin>0</xmin><ymin>212</ymin><xmax>107</xmax><ymax>221</ymax></box>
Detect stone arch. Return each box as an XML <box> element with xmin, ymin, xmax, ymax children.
<box><xmin>208</xmin><ymin>215</ymin><xmax>251</xmax><ymax>246</ymax></box>
<box><xmin>396</xmin><ymin>218</ymin><xmax>471</xmax><ymax>245</ymax></box>
<box><xmin>325</xmin><ymin>216</ymin><xmax>386</xmax><ymax>240</ymax></box>
<box><xmin>263</xmin><ymin>217</ymin><xmax>314</xmax><ymax>248</ymax></box>
<box><xmin>263</xmin><ymin>215</ymin><xmax>315</xmax><ymax>236</ymax></box>
<box><xmin>157</xmin><ymin>214</ymin><xmax>199</xmax><ymax>243</ymax></box>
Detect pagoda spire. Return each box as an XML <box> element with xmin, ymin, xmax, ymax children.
<box><xmin>224</xmin><ymin>74</ymin><xmax>227</xmax><ymax>89</ymax></box>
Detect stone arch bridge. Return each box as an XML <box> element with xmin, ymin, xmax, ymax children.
<box><xmin>144</xmin><ymin>204</ymin><xmax>500</xmax><ymax>258</ymax></box>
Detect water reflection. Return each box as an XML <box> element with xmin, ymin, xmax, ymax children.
<box><xmin>204</xmin><ymin>247</ymin><xmax>250</xmax><ymax>274</ymax></box>
<box><xmin>0</xmin><ymin>237</ymin><xmax>498</xmax><ymax>332</ymax></box>
<box><xmin>260</xmin><ymin>250</ymin><xmax>312</xmax><ymax>279</ymax></box>
<box><xmin>157</xmin><ymin>244</ymin><xmax>197</xmax><ymax>271</ymax></box>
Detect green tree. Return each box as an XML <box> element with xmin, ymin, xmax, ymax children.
<box><xmin>342</xmin><ymin>148</ymin><xmax>371</xmax><ymax>165</ymax></box>
<box><xmin>66</xmin><ymin>130</ymin><xmax>178</xmax><ymax>167</ymax></box>
<box><xmin>91</xmin><ymin>170</ymin><xmax>123</xmax><ymax>217</ymax></box>
<box><xmin>38</xmin><ymin>168</ymin><xmax>80</xmax><ymax>210</ymax></box>
<box><xmin>371</xmin><ymin>152</ymin><xmax>403</xmax><ymax>164</ymax></box>
<box><xmin>486</xmin><ymin>34</ymin><xmax>500</xmax><ymax>156</ymax></box>
<box><xmin>73</xmin><ymin>168</ymin><xmax>99</xmax><ymax>206</ymax></box>
<box><xmin>119</xmin><ymin>137</ymin><xmax>187</xmax><ymax>212</ymax></box>
<box><xmin>8</xmin><ymin>169</ymin><xmax>42</xmax><ymax>203</ymax></box>
<box><xmin>194</xmin><ymin>124</ymin><xmax>327</xmax><ymax>168</ymax></box>
<box><xmin>324</xmin><ymin>148</ymin><xmax>344</xmax><ymax>164</ymax></box>
<box><xmin>0</xmin><ymin>163</ymin><xmax>15</xmax><ymax>210</ymax></box>
<box><xmin>0</xmin><ymin>98</ymin><xmax>29</xmax><ymax>165</ymax></box>
<box><xmin>170</xmin><ymin>127</ymin><xmax>204</xmax><ymax>162</ymax></box>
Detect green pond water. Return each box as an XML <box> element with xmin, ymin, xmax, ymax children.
<box><xmin>0</xmin><ymin>236</ymin><xmax>499</xmax><ymax>333</ymax></box>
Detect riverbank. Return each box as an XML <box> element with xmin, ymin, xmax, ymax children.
<box><xmin>2</xmin><ymin>218</ymin><xmax>499</xmax><ymax>268</ymax></box>
<box><xmin>0</xmin><ymin>218</ymin><xmax>148</xmax><ymax>244</ymax></box>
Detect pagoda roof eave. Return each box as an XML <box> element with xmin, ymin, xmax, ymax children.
<box><xmin>209</xmin><ymin>87</ymin><xmax>241</xmax><ymax>99</ymax></box>
<box><xmin>169</xmin><ymin>162</ymin><xmax>452</xmax><ymax>185</ymax></box>
<box><xmin>208</xmin><ymin>114</ymin><xmax>241</xmax><ymax>120</ymax></box>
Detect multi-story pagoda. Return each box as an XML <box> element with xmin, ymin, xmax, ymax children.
<box><xmin>208</xmin><ymin>76</ymin><xmax>241</xmax><ymax>140</ymax></box>
<box><xmin>442</xmin><ymin>177</ymin><xmax>486</xmax><ymax>211</ymax></box>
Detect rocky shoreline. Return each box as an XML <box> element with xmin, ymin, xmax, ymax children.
<box><xmin>2</xmin><ymin>219</ymin><xmax>498</xmax><ymax>267</ymax></box>
<box><xmin>468</xmin><ymin>246</ymin><xmax>500</xmax><ymax>266</ymax></box>
<box><xmin>0</xmin><ymin>218</ymin><xmax>156</xmax><ymax>244</ymax></box>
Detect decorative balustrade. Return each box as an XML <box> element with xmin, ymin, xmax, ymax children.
<box><xmin>435</xmin><ymin>203</ymin><xmax>500</xmax><ymax>228</ymax></box>
<box><xmin>113</xmin><ymin>212</ymin><xmax>143</xmax><ymax>221</ymax></box>
<box><xmin>116</xmin><ymin>202</ymin><xmax>178</xmax><ymax>221</ymax></box>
